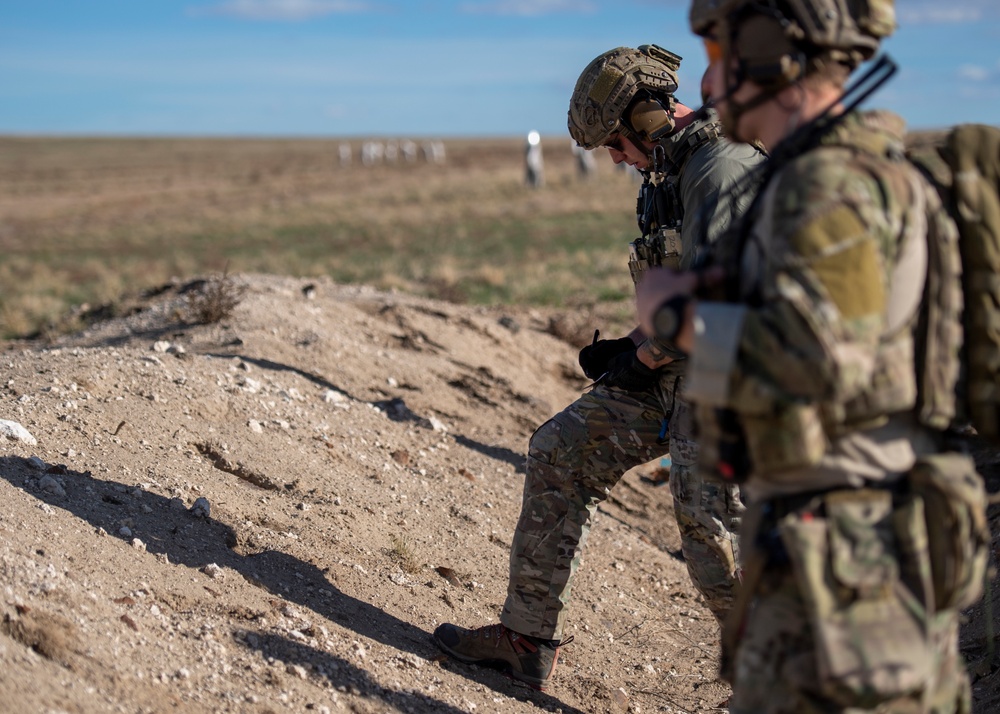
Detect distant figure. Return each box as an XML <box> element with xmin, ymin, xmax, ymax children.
<box><xmin>525</xmin><ymin>130</ymin><xmax>544</xmax><ymax>188</ymax></box>
<box><xmin>421</xmin><ymin>141</ymin><xmax>446</xmax><ymax>164</ymax></box>
<box><xmin>571</xmin><ymin>141</ymin><xmax>596</xmax><ymax>180</ymax></box>
<box><xmin>338</xmin><ymin>143</ymin><xmax>352</xmax><ymax>167</ymax></box>
<box><xmin>361</xmin><ymin>141</ymin><xmax>384</xmax><ymax>166</ymax></box>
<box><xmin>400</xmin><ymin>139</ymin><xmax>418</xmax><ymax>163</ymax></box>
<box><xmin>384</xmin><ymin>140</ymin><xmax>399</xmax><ymax>163</ymax></box>
<box><xmin>431</xmin><ymin>140</ymin><xmax>446</xmax><ymax>164</ymax></box>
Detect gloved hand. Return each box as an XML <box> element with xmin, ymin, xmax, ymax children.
<box><xmin>578</xmin><ymin>334</ymin><xmax>636</xmax><ymax>381</ymax></box>
<box><xmin>601</xmin><ymin>350</ymin><xmax>660</xmax><ymax>392</ymax></box>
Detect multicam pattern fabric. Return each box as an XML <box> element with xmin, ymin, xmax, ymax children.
<box><xmin>499</xmin><ymin>126</ymin><xmax>761</xmax><ymax>639</ymax></box>
<box><xmin>689</xmin><ymin>110</ymin><xmax>972</xmax><ymax>713</ymax></box>
<box><xmin>501</xmin><ymin>376</ymin><xmax>743</xmax><ymax>639</ymax></box>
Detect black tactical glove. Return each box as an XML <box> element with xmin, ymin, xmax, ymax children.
<box><xmin>578</xmin><ymin>334</ymin><xmax>637</xmax><ymax>381</ymax></box>
<box><xmin>601</xmin><ymin>350</ymin><xmax>660</xmax><ymax>392</ymax></box>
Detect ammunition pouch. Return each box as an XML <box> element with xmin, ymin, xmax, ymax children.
<box><xmin>628</xmin><ymin>228</ymin><xmax>682</xmax><ymax>286</ymax></box>
<box><xmin>742</xmin><ymin>401</ymin><xmax>829</xmax><ymax>474</ymax></box>
<box><xmin>907</xmin><ymin>453</ymin><xmax>989</xmax><ymax>611</ymax></box>
<box><xmin>777</xmin><ymin>489</ymin><xmax>932</xmax><ymax>707</ymax></box>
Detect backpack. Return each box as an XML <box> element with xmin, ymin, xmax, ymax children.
<box><xmin>908</xmin><ymin>124</ymin><xmax>1000</xmax><ymax>440</ymax></box>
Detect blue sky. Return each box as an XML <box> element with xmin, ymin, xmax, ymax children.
<box><xmin>1</xmin><ymin>0</ymin><xmax>997</xmax><ymax>137</ymax></box>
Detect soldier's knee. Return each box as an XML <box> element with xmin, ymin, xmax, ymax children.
<box><xmin>528</xmin><ymin>416</ymin><xmax>586</xmax><ymax>468</ymax></box>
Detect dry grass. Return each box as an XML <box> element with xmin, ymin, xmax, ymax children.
<box><xmin>0</xmin><ymin>135</ymin><xmax>641</xmax><ymax>340</ymax></box>
<box><xmin>388</xmin><ymin>534</ymin><xmax>422</xmax><ymax>575</ymax></box>
<box><xmin>185</xmin><ymin>269</ymin><xmax>247</xmax><ymax>325</ymax></box>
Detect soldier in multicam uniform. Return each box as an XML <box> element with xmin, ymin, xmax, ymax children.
<box><xmin>636</xmin><ymin>1</ymin><xmax>975</xmax><ymax>711</ymax></box>
<box><xmin>433</xmin><ymin>45</ymin><xmax>765</xmax><ymax>691</ymax></box>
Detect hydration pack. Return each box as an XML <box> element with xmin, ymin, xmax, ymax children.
<box><xmin>909</xmin><ymin>124</ymin><xmax>1000</xmax><ymax>440</ymax></box>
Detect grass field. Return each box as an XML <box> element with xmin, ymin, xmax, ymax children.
<box><xmin>0</xmin><ymin>136</ymin><xmax>644</xmax><ymax>340</ymax></box>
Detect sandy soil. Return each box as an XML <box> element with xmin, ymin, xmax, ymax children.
<box><xmin>1</xmin><ymin>273</ymin><xmax>998</xmax><ymax>713</ymax></box>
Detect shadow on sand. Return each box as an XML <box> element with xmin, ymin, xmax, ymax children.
<box><xmin>0</xmin><ymin>456</ymin><xmax>583</xmax><ymax>713</ymax></box>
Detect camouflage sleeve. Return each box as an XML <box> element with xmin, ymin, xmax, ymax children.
<box><xmin>679</xmin><ymin>141</ymin><xmax>765</xmax><ymax>270</ymax></box>
<box><xmin>698</xmin><ymin>152</ymin><xmax>895</xmax><ymax>414</ymax></box>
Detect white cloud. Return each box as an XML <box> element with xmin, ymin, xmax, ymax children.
<box><xmin>958</xmin><ymin>64</ymin><xmax>990</xmax><ymax>82</ymax></box>
<box><xmin>459</xmin><ymin>0</ymin><xmax>597</xmax><ymax>17</ymax></box>
<box><xmin>898</xmin><ymin>1</ymin><xmax>996</xmax><ymax>24</ymax></box>
<box><xmin>190</xmin><ymin>0</ymin><xmax>374</xmax><ymax>21</ymax></box>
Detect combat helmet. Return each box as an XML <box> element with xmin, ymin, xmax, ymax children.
<box><xmin>568</xmin><ymin>45</ymin><xmax>683</xmax><ymax>151</ymax></box>
<box><xmin>690</xmin><ymin>0</ymin><xmax>895</xmax><ymax>86</ymax></box>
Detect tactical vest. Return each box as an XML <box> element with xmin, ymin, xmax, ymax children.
<box><xmin>628</xmin><ymin>119</ymin><xmax>723</xmax><ymax>285</ymax></box>
<box><xmin>750</xmin><ymin>116</ymin><xmax>932</xmax><ymax>435</ymax></box>
<box><xmin>700</xmin><ymin>113</ymin><xmax>945</xmax><ymax>480</ymax></box>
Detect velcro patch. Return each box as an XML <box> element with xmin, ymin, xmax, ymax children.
<box><xmin>589</xmin><ymin>67</ymin><xmax>624</xmax><ymax>104</ymax></box>
<box><xmin>792</xmin><ymin>206</ymin><xmax>885</xmax><ymax>319</ymax></box>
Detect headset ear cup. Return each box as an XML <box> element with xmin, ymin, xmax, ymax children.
<box><xmin>627</xmin><ymin>97</ymin><xmax>674</xmax><ymax>141</ymax></box>
<box><xmin>734</xmin><ymin>13</ymin><xmax>804</xmax><ymax>88</ymax></box>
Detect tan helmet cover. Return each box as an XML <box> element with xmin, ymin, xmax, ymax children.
<box><xmin>568</xmin><ymin>45</ymin><xmax>682</xmax><ymax>150</ymax></box>
<box><xmin>690</xmin><ymin>0</ymin><xmax>895</xmax><ymax>68</ymax></box>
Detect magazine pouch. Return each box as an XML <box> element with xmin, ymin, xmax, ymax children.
<box><xmin>908</xmin><ymin>453</ymin><xmax>989</xmax><ymax>610</ymax></box>
<box><xmin>779</xmin><ymin>489</ymin><xmax>930</xmax><ymax>707</ymax></box>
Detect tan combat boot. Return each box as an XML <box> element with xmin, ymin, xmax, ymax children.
<box><xmin>433</xmin><ymin>622</ymin><xmax>571</xmax><ymax>691</ymax></box>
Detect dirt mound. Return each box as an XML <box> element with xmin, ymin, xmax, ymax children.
<box><xmin>0</xmin><ymin>274</ymin><xmax>732</xmax><ymax>713</ymax></box>
<box><xmin>4</xmin><ymin>273</ymin><xmax>999</xmax><ymax>713</ymax></box>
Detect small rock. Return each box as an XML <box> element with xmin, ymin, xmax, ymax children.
<box><xmin>38</xmin><ymin>475</ymin><xmax>66</xmax><ymax>497</ymax></box>
<box><xmin>248</xmin><ymin>420</ymin><xmax>264</xmax><ymax>434</ymax></box>
<box><xmin>429</xmin><ymin>416</ymin><xmax>448</xmax><ymax>433</ymax></box>
<box><xmin>156</xmin><ymin>553</ymin><xmax>169</xmax><ymax>564</ymax></box>
<box><xmin>119</xmin><ymin>526</ymin><xmax>133</xmax><ymax>538</ymax></box>
<box><xmin>27</xmin><ymin>456</ymin><xmax>47</xmax><ymax>471</ymax></box>
<box><xmin>152</xmin><ymin>341</ymin><xmax>171</xmax><ymax>353</ymax></box>
<box><xmin>201</xmin><ymin>563</ymin><xmax>223</xmax><ymax>579</ymax></box>
<box><xmin>189</xmin><ymin>497</ymin><xmax>211</xmax><ymax>519</ymax></box>
<box><xmin>169</xmin><ymin>497</ymin><xmax>187</xmax><ymax>511</ymax></box>
<box><xmin>131</xmin><ymin>538</ymin><xmax>146</xmax><ymax>552</ymax></box>
<box><xmin>287</xmin><ymin>664</ymin><xmax>308</xmax><ymax>679</ymax></box>
<box><xmin>0</xmin><ymin>420</ymin><xmax>37</xmax><ymax>446</ymax></box>
<box><xmin>612</xmin><ymin>687</ymin><xmax>629</xmax><ymax>710</ymax></box>
<box><xmin>323</xmin><ymin>389</ymin><xmax>346</xmax><ymax>404</ymax></box>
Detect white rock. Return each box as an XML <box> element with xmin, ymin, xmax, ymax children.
<box><xmin>322</xmin><ymin>390</ymin><xmax>346</xmax><ymax>404</ymax></box>
<box><xmin>248</xmin><ymin>420</ymin><xmax>264</xmax><ymax>434</ymax></box>
<box><xmin>132</xmin><ymin>538</ymin><xmax>146</xmax><ymax>552</ymax></box>
<box><xmin>202</xmin><ymin>563</ymin><xmax>223</xmax><ymax>579</ymax></box>
<box><xmin>286</xmin><ymin>664</ymin><xmax>308</xmax><ymax>679</ymax></box>
<box><xmin>0</xmin><ymin>420</ymin><xmax>37</xmax><ymax>445</ymax></box>
<box><xmin>119</xmin><ymin>526</ymin><xmax>133</xmax><ymax>538</ymax></box>
<box><xmin>153</xmin><ymin>341</ymin><xmax>171</xmax><ymax>353</ymax></box>
<box><xmin>429</xmin><ymin>417</ymin><xmax>448</xmax><ymax>433</ymax></box>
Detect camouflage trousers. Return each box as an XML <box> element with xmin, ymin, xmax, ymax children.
<box><xmin>728</xmin><ymin>501</ymin><xmax>971</xmax><ymax>714</ymax></box>
<box><xmin>501</xmin><ymin>379</ymin><xmax>744</xmax><ymax>640</ymax></box>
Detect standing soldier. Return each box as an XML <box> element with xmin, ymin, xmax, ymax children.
<box><xmin>434</xmin><ymin>44</ymin><xmax>765</xmax><ymax>691</ymax></box>
<box><xmin>525</xmin><ymin>130</ymin><xmax>545</xmax><ymax>188</ymax></box>
<box><xmin>636</xmin><ymin>1</ymin><xmax>978</xmax><ymax>711</ymax></box>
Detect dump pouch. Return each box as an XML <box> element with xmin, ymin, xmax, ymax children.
<box><xmin>907</xmin><ymin>452</ymin><xmax>989</xmax><ymax>611</ymax></box>
<box><xmin>778</xmin><ymin>489</ymin><xmax>930</xmax><ymax>707</ymax></box>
